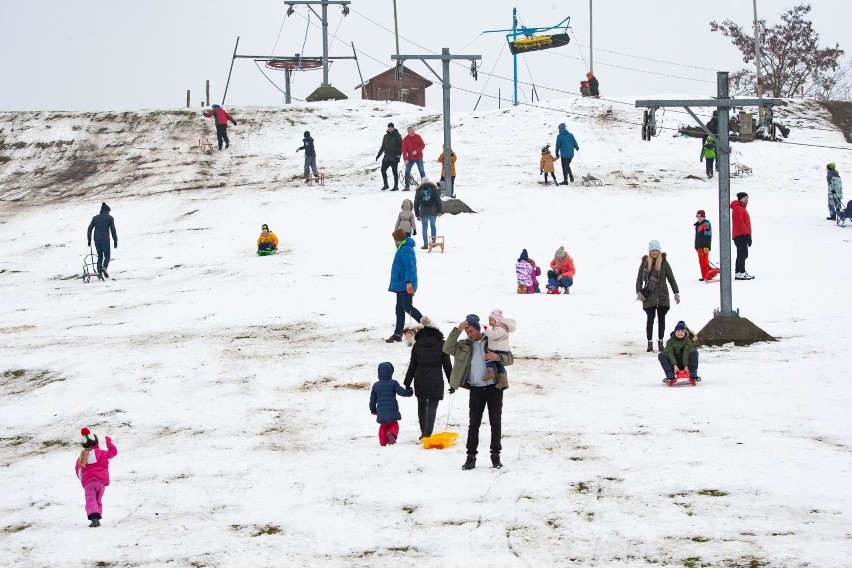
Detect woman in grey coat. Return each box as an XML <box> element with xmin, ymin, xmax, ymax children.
<box><xmin>636</xmin><ymin>240</ymin><xmax>680</xmax><ymax>352</ymax></box>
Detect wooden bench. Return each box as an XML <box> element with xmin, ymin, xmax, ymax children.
<box><xmin>198</xmin><ymin>139</ymin><xmax>214</xmax><ymax>154</ymax></box>
<box><xmin>306</xmin><ymin>173</ymin><xmax>325</xmax><ymax>186</ymax></box>
<box><xmin>428</xmin><ymin>235</ymin><xmax>445</xmax><ymax>253</ymax></box>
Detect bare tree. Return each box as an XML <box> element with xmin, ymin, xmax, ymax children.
<box><xmin>711</xmin><ymin>4</ymin><xmax>844</xmax><ymax>99</ymax></box>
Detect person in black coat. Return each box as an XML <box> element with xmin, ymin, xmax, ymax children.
<box><xmin>403</xmin><ymin>317</ymin><xmax>453</xmax><ymax>439</ymax></box>
<box><xmin>86</xmin><ymin>202</ymin><xmax>118</xmax><ymax>280</ymax></box>
<box><xmin>297</xmin><ymin>131</ymin><xmax>318</xmax><ymax>182</ymax></box>
<box><xmin>376</xmin><ymin>122</ymin><xmax>404</xmax><ymax>191</ymax></box>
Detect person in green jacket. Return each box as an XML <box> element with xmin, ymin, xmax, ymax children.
<box><xmin>443</xmin><ymin>314</ymin><xmax>514</xmax><ymax>471</ymax></box>
<box><xmin>658</xmin><ymin>320</ymin><xmax>700</xmax><ymax>383</ymax></box>
<box><xmin>700</xmin><ymin>135</ymin><xmax>717</xmax><ymax>179</ymax></box>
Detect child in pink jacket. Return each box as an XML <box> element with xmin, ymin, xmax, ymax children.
<box><xmin>74</xmin><ymin>428</ymin><xmax>118</xmax><ymax>527</ymax></box>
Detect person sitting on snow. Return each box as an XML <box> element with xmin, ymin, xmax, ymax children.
<box><xmin>580</xmin><ymin>80</ymin><xmax>591</xmax><ymax>97</ymax></box>
<box><xmin>659</xmin><ymin>320</ymin><xmax>700</xmax><ymax>383</ymax></box>
<box><xmin>257</xmin><ymin>224</ymin><xmax>279</xmax><ymax>251</ymax></box>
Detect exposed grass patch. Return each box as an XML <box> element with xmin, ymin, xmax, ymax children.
<box><xmin>696</xmin><ymin>489</ymin><xmax>728</xmax><ymax>497</ymax></box>
<box><xmin>402</xmin><ymin>505</ymin><xmax>417</xmax><ymax>515</ymax></box>
<box><xmin>41</xmin><ymin>439</ymin><xmax>70</xmax><ymax>448</ymax></box>
<box><xmin>252</xmin><ymin>524</ymin><xmax>281</xmax><ymax>536</ymax></box>
<box><xmin>691</xmin><ymin>536</ymin><xmax>710</xmax><ymax>542</ymax></box>
<box><xmin>3</xmin><ymin>523</ymin><xmax>31</xmax><ymax>533</ymax></box>
<box><xmin>0</xmin><ymin>156</ymin><xmax>10</xmax><ymax>163</ymax></box>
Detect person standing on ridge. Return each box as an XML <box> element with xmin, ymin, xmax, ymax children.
<box><xmin>731</xmin><ymin>192</ymin><xmax>754</xmax><ymax>280</ymax></box>
<box><xmin>297</xmin><ymin>131</ymin><xmax>318</xmax><ymax>183</ymax></box>
<box><xmin>554</xmin><ymin>123</ymin><xmax>580</xmax><ymax>185</ymax></box>
<box><xmin>202</xmin><ymin>104</ymin><xmax>237</xmax><ymax>150</ymax></box>
<box><xmin>402</xmin><ymin>127</ymin><xmax>426</xmax><ymax>191</ymax></box>
<box><xmin>376</xmin><ymin>123</ymin><xmax>403</xmax><ymax>191</ymax></box>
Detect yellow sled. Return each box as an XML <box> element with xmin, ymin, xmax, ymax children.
<box><xmin>421</xmin><ymin>431</ymin><xmax>459</xmax><ymax>449</ymax></box>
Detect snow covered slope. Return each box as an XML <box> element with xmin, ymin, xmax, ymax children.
<box><xmin>1</xmin><ymin>98</ymin><xmax>851</xmax><ymax>567</ymax></box>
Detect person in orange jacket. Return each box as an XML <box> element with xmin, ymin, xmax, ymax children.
<box><xmin>257</xmin><ymin>224</ymin><xmax>279</xmax><ymax>251</ymax></box>
<box><xmin>203</xmin><ymin>104</ymin><xmax>237</xmax><ymax>150</ymax></box>
<box><xmin>437</xmin><ymin>149</ymin><xmax>456</xmax><ymax>189</ymax></box>
<box><xmin>547</xmin><ymin>246</ymin><xmax>575</xmax><ymax>294</ymax></box>
<box><xmin>539</xmin><ymin>144</ymin><xmax>557</xmax><ymax>185</ymax></box>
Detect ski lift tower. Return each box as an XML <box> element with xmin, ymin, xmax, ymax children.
<box><xmin>484</xmin><ymin>8</ymin><xmax>572</xmax><ymax>106</ymax></box>
<box><xmin>636</xmin><ymin>71</ymin><xmax>785</xmax><ymax>346</ymax></box>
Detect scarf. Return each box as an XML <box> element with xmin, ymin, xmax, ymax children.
<box><xmin>642</xmin><ymin>254</ymin><xmax>662</xmax><ymax>295</ymax></box>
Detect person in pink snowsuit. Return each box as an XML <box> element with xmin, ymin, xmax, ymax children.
<box><xmin>74</xmin><ymin>428</ymin><xmax>118</xmax><ymax>527</ymax></box>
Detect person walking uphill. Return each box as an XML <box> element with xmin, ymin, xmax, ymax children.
<box><xmin>386</xmin><ymin>229</ymin><xmax>422</xmax><ymax>343</ymax></box>
<box><xmin>87</xmin><ymin>202</ymin><xmax>118</xmax><ymax>280</ymax></box>
<box><xmin>297</xmin><ymin>131</ymin><xmax>318</xmax><ymax>183</ymax></box>
<box><xmin>369</xmin><ymin>362</ymin><xmax>414</xmax><ymax>446</ymax></box>
<box><xmin>403</xmin><ymin>317</ymin><xmax>452</xmax><ymax>440</ymax></box>
<box><xmin>554</xmin><ymin>123</ymin><xmax>580</xmax><ymax>184</ymax></box>
<box><xmin>75</xmin><ymin>428</ymin><xmax>118</xmax><ymax>527</ymax></box>
<box><xmin>443</xmin><ymin>314</ymin><xmax>514</xmax><ymax>471</ymax></box>
<box><xmin>700</xmin><ymin>135</ymin><xmax>717</xmax><ymax>179</ymax></box>
<box><xmin>414</xmin><ymin>178</ymin><xmax>443</xmax><ymax>250</ymax></box>
<box><xmin>203</xmin><ymin>104</ymin><xmax>237</xmax><ymax>150</ymax></box>
<box><xmin>636</xmin><ymin>240</ymin><xmax>680</xmax><ymax>352</ymax></box>
<box><xmin>376</xmin><ymin>123</ymin><xmax>403</xmax><ymax>191</ymax></box>
<box><xmin>402</xmin><ymin>127</ymin><xmax>426</xmax><ymax>190</ymax></box>
<box><xmin>826</xmin><ymin>162</ymin><xmax>843</xmax><ymax>221</ymax></box>
<box><xmin>731</xmin><ymin>192</ymin><xmax>754</xmax><ymax>280</ymax></box>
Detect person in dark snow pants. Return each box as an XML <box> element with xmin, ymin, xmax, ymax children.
<box><xmin>297</xmin><ymin>131</ymin><xmax>318</xmax><ymax>182</ymax></box>
<box><xmin>86</xmin><ymin>202</ymin><xmax>118</xmax><ymax>279</ymax></box>
<box><xmin>403</xmin><ymin>317</ymin><xmax>452</xmax><ymax>439</ymax></box>
<box><xmin>636</xmin><ymin>240</ymin><xmax>680</xmax><ymax>353</ymax></box>
<box><xmin>202</xmin><ymin>104</ymin><xmax>237</xmax><ymax>150</ymax></box>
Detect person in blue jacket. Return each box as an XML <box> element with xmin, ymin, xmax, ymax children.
<box><xmin>369</xmin><ymin>362</ymin><xmax>414</xmax><ymax>446</ymax></box>
<box><xmin>554</xmin><ymin>123</ymin><xmax>580</xmax><ymax>185</ymax></box>
<box><xmin>386</xmin><ymin>228</ymin><xmax>422</xmax><ymax>343</ymax></box>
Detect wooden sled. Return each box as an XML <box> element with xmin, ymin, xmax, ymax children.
<box><xmin>306</xmin><ymin>173</ymin><xmax>325</xmax><ymax>186</ymax></box>
<box><xmin>198</xmin><ymin>139</ymin><xmax>214</xmax><ymax>154</ymax></box>
<box><xmin>428</xmin><ymin>235</ymin><xmax>445</xmax><ymax>253</ymax></box>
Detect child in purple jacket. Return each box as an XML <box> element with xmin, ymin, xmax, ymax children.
<box><xmin>75</xmin><ymin>428</ymin><xmax>118</xmax><ymax>527</ymax></box>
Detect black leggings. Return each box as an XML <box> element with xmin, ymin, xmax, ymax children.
<box><xmin>417</xmin><ymin>397</ymin><xmax>440</xmax><ymax>438</ymax></box>
<box><xmin>644</xmin><ymin>305</ymin><xmax>670</xmax><ymax>340</ymax></box>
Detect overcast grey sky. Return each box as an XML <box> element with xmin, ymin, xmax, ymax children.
<box><xmin>0</xmin><ymin>1</ymin><xmax>847</xmax><ymax>112</ymax></box>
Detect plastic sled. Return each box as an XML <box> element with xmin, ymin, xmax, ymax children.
<box><xmin>704</xmin><ymin>267</ymin><xmax>720</xmax><ymax>281</ymax></box>
<box><xmin>256</xmin><ymin>249</ymin><xmax>278</xmax><ymax>256</ymax></box>
<box><xmin>582</xmin><ymin>175</ymin><xmax>603</xmax><ymax>186</ymax></box>
<box><xmin>421</xmin><ymin>431</ymin><xmax>459</xmax><ymax>449</ymax></box>
<box><xmin>666</xmin><ymin>369</ymin><xmax>698</xmax><ymax>387</ymax></box>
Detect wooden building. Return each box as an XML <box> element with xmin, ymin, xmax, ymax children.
<box><xmin>355</xmin><ymin>66</ymin><xmax>433</xmax><ymax>107</ymax></box>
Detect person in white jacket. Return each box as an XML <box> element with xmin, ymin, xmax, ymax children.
<box><xmin>484</xmin><ymin>308</ymin><xmax>516</xmax><ymax>390</ymax></box>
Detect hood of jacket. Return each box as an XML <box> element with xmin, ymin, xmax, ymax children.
<box><xmin>730</xmin><ymin>200</ymin><xmax>746</xmax><ymax>211</ymax></box>
<box><xmin>558</xmin><ymin>125</ymin><xmax>568</xmax><ymax>134</ymax></box>
<box><xmin>402</xmin><ymin>199</ymin><xmax>413</xmax><ymax>211</ymax></box>
<box><xmin>377</xmin><ymin>362</ymin><xmax>394</xmax><ymax>381</ymax></box>
<box><xmin>414</xmin><ymin>325</ymin><xmax>444</xmax><ymax>343</ymax></box>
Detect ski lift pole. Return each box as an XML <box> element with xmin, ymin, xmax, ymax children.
<box><xmin>221</xmin><ymin>36</ymin><xmax>240</xmax><ymax>106</ymax></box>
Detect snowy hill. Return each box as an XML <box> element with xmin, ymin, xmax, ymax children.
<box><xmin>1</xmin><ymin>98</ymin><xmax>852</xmax><ymax>567</ymax></box>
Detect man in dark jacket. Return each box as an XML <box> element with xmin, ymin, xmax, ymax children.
<box><xmin>86</xmin><ymin>202</ymin><xmax>118</xmax><ymax>280</ymax></box>
<box><xmin>586</xmin><ymin>71</ymin><xmax>599</xmax><ymax>97</ymax></box>
<box><xmin>202</xmin><ymin>104</ymin><xmax>237</xmax><ymax>150</ymax></box>
<box><xmin>413</xmin><ymin>178</ymin><xmax>443</xmax><ymax>250</ymax></box>
<box><xmin>386</xmin><ymin>228</ymin><xmax>422</xmax><ymax>343</ymax></box>
<box><xmin>376</xmin><ymin>123</ymin><xmax>403</xmax><ymax>191</ymax></box>
<box><xmin>443</xmin><ymin>314</ymin><xmax>514</xmax><ymax>470</ymax></box>
<box><xmin>297</xmin><ymin>131</ymin><xmax>318</xmax><ymax>182</ymax></box>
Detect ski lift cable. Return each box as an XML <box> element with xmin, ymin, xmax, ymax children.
<box><xmin>455</xmin><ymin>32</ymin><xmax>485</xmax><ymax>54</ymax></box>
<box><xmin>570</xmin><ymin>28</ymin><xmax>588</xmax><ymax>70</ymax></box>
<box><xmin>298</xmin><ymin>11</ymin><xmax>311</xmax><ymax>67</ymax></box>
<box><xmin>270</xmin><ymin>8</ymin><xmax>289</xmax><ymax>56</ymax></box>
<box><xmin>472</xmin><ymin>40</ymin><xmax>506</xmax><ymax>111</ymax></box>
<box><xmin>253</xmin><ymin>60</ymin><xmax>306</xmax><ymax>102</ymax></box>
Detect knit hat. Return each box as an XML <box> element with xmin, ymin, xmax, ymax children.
<box><xmin>261</xmin><ymin>224</ymin><xmax>269</xmax><ymax>230</ymax></box>
<box><xmin>465</xmin><ymin>314</ymin><xmax>481</xmax><ymax>331</ymax></box>
<box><xmin>586</xmin><ymin>71</ymin><xmax>594</xmax><ymax>78</ymax></box>
<box><xmin>674</xmin><ymin>320</ymin><xmax>687</xmax><ymax>332</ymax></box>
<box><xmin>419</xmin><ymin>315</ymin><xmax>438</xmax><ymax>329</ymax></box>
<box><xmin>392</xmin><ymin>228</ymin><xmax>406</xmax><ymax>242</ymax></box>
<box><xmin>558</xmin><ymin>122</ymin><xmax>566</xmax><ymax>130</ymax></box>
<box><xmin>421</xmin><ymin>177</ymin><xmax>432</xmax><ymax>186</ymax></box>
<box><xmin>489</xmin><ymin>308</ymin><xmax>504</xmax><ymax>323</ymax></box>
<box><xmin>518</xmin><ymin>248</ymin><xmax>529</xmax><ymax>261</ymax></box>
<box><xmin>827</xmin><ymin>162</ymin><xmax>836</xmax><ymax>170</ymax></box>
<box><xmin>100</xmin><ymin>202</ymin><xmax>110</xmax><ymax>213</ymax></box>
<box><xmin>554</xmin><ymin>246</ymin><xmax>567</xmax><ymax>259</ymax></box>
<box><xmin>80</xmin><ymin>427</ymin><xmax>98</xmax><ymax>448</ymax></box>
<box><xmin>696</xmin><ymin>210</ymin><xmax>706</xmax><ymax>217</ymax></box>
<box><xmin>387</xmin><ymin>122</ymin><xmax>394</xmax><ymax>128</ymax></box>
<box><xmin>736</xmin><ymin>192</ymin><xmax>748</xmax><ymax>201</ymax></box>
<box><xmin>648</xmin><ymin>240</ymin><xmax>661</xmax><ymax>252</ymax></box>
<box><xmin>303</xmin><ymin>131</ymin><xmax>310</xmax><ymax>137</ymax></box>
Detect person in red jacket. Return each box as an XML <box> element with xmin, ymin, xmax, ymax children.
<box><xmin>730</xmin><ymin>192</ymin><xmax>754</xmax><ymax>280</ymax></box>
<box><xmin>203</xmin><ymin>104</ymin><xmax>237</xmax><ymax>150</ymax></box>
<box><xmin>402</xmin><ymin>127</ymin><xmax>427</xmax><ymax>191</ymax></box>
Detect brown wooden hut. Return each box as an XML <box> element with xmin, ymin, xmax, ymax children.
<box><xmin>355</xmin><ymin>66</ymin><xmax>433</xmax><ymax>107</ymax></box>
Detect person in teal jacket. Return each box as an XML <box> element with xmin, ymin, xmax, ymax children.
<box><xmin>700</xmin><ymin>135</ymin><xmax>717</xmax><ymax>179</ymax></box>
<box><xmin>386</xmin><ymin>228</ymin><xmax>422</xmax><ymax>343</ymax></box>
<box><xmin>554</xmin><ymin>123</ymin><xmax>580</xmax><ymax>185</ymax></box>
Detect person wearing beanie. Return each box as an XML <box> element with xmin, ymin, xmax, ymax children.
<box><xmin>402</xmin><ymin>126</ymin><xmax>427</xmax><ymax>190</ymax></box>
<box><xmin>636</xmin><ymin>240</ymin><xmax>680</xmax><ymax>352</ymax></box>
<box><xmin>257</xmin><ymin>223</ymin><xmax>279</xmax><ymax>252</ymax></box>
<box><xmin>484</xmin><ymin>309</ymin><xmax>516</xmax><ymax>390</ymax></box>
<box><xmin>414</xmin><ymin>177</ymin><xmax>443</xmax><ymax>249</ymax></box>
<box><xmin>437</xmin><ymin>148</ymin><xmax>457</xmax><ymax>190</ymax></box>
<box><xmin>86</xmin><ymin>202</ymin><xmax>118</xmax><ymax>280</ymax></box>
<box><xmin>74</xmin><ymin>428</ymin><xmax>118</xmax><ymax>527</ymax></box>
<box><xmin>540</xmin><ymin>144</ymin><xmax>557</xmax><ymax>185</ymax></box>
<box><xmin>554</xmin><ymin>123</ymin><xmax>580</xmax><ymax>184</ymax></box>
<box><xmin>443</xmin><ymin>313</ymin><xmax>514</xmax><ymax>470</ymax></box>
<box><xmin>586</xmin><ymin>70</ymin><xmax>599</xmax><ymax>97</ymax></box>
<box><xmin>515</xmin><ymin>249</ymin><xmax>534</xmax><ymax>293</ymax></box>
<box><xmin>297</xmin><ymin>131</ymin><xmax>318</xmax><ymax>183</ymax></box>
<box><xmin>700</xmin><ymin>135</ymin><xmax>717</xmax><ymax>179</ymax></box>
<box><xmin>659</xmin><ymin>321</ymin><xmax>700</xmax><ymax>383</ymax></box>
<box><xmin>547</xmin><ymin>246</ymin><xmax>576</xmax><ymax>294</ymax></box>
<box><xmin>826</xmin><ymin>162</ymin><xmax>843</xmax><ymax>221</ymax></box>
<box><xmin>376</xmin><ymin>123</ymin><xmax>403</xmax><ymax>190</ymax></box>
<box><xmin>694</xmin><ymin>210</ymin><xmax>718</xmax><ymax>281</ymax></box>
<box><xmin>386</xmin><ymin>228</ymin><xmax>422</xmax><ymax>343</ymax></box>
<box><xmin>403</xmin><ymin>318</ymin><xmax>453</xmax><ymax>440</ymax></box>
<box><xmin>394</xmin><ymin>198</ymin><xmax>417</xmax><ymax>238</ymax></box>
<box><xmin>730</xmin><ymin>192</ymin><xmax>754</xmax><ymax>280</ymax></box>
<box><xmin>369</xmin><ymin>362</ymin><xmax>414</xmax><ymax>446</ymax></box>
<box><xmin>202</xmin><ymin>103</ymin><xmax>237</xmax><ymax>150</ymax></box>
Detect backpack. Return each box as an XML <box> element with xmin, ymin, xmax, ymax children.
<box><xmin>421</xmin><ymin>184</ymin><xmax>435</xmax><ymax>206</ymax></box>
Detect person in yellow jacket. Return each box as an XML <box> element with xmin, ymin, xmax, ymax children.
<box><xmin>540</xmin><ymin>145</ymin><xmax>557</xmax><ymax>185</ymax></box>
<box><xmin>257</xmin><ymin>224</ymin><xmax>279</xmax><ymax>252</ymax></box>
<box><xmin>437</xmin><ymin>150</ymin><xmax>457</xmax><ymax>189</ymax></box>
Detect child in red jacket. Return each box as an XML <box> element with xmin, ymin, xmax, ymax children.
<box><xmin>75</xmin><ymin>428</ymin><xmax>118</xmax><ymax>527</ymax></box>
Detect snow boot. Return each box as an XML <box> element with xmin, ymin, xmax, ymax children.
<box><xmin>381</xmin><ymin>185</ymin><xmax>389</xmax><ymax>191</ymax></box>
<box><xmin>559</xmin><ymin>180</ymin><xmax>569</xmax><ymax>186</ymax></box>
<box><xmin>491</xmin><ymin>453</ymin><xmax>503</xmax><ymax>469</ymax></box>
<box><xmin>658</xmin><ymin>340</ymin><xmax>664</xmax><ymax>352</ymax></box>
<box><xmin>495</xmin><ymin>373</ymin><xmax>509</xmax><ymax>390</ymax></box>
<box><xmin>390</xmin><ymin>187</ymin><xmax>399</xmax><ymax>192</ymax></box>
<box><xmin>462</xmin><ymin>456</ymin><xmax>476</xmax><ymax>470</ymax></box>
<box><xmin>102</xmin><ymin>267</ymin><xmax>109</xmax><ymax>279</ymax></box>
<box><xmin>563</xmin><ymin>286</ymin><xmax>570</xmax><ymax>294</ymax></box>
<box><xmin>385</xmin><ymin>335</ymin><xmax>401</xmax><ymax>343</ymax></box>
<box><xmin>827</xmin><ymin>215</ymin><xmax>836</xmax><ymax>220</ymax></box>
<box><xmin>646</xmin><ymin>341</ymin><xmax>653</xmax><ymax>352</ymax></box>
<box><xmin>387</xmin><ymin>433</ymin><xmax>397</xmax><ymax>445</ymax></box>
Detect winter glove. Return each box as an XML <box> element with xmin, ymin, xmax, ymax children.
<box><xmin>406</xmin><ymin>283</ymin><xmax>414</xmax><ymax>295</ymax></box>
<box><xmin>87</xmin><ymin>241</ymin><xmax>91</xmax><ymax>247</ymax></box>
<box><xmin>114</xmin><ymin>243</ymin><xmax>118</xmax><ymax>249</ymax></box>
<box><xmin>105</xmin><ymin>436</ymin><xmax>112</xmax><ymax>444</ymax></box>
<box><xmin>674</xmin><ymin>293</ymin><xmax>681</xmax><ymax>305</ymax></box>
<box><xmin>448</xmin><ymin>387</ymin><xmax>456</xmax><ymax>394</ymax></box>
<box><xmin>636</xmin><ymin>293</ymin><xmax>646</xmax><ymax>302</ymax></box>
<box><xmin>412</xmin><ymin>228</ymin><xmax>417</xmax><ymax>235</ymax></box>
<box><xmin>540</xmin><ymin>170</ymin><xmax>543</xmax><ymax>174</ymax></box>
<box><xmin>746</xmin><ymin>235</ymin><xmax>752</xmax><ymax>247</ymax></box>
<box><xmin>231</xmin><ymin>120</ymin><xmax>237</xmax><ymax>126</ymax></box>
<box><xmin>700</xmin><ymin>156</ymin><xmax>704</xmax><ymax>162</ymax></box>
